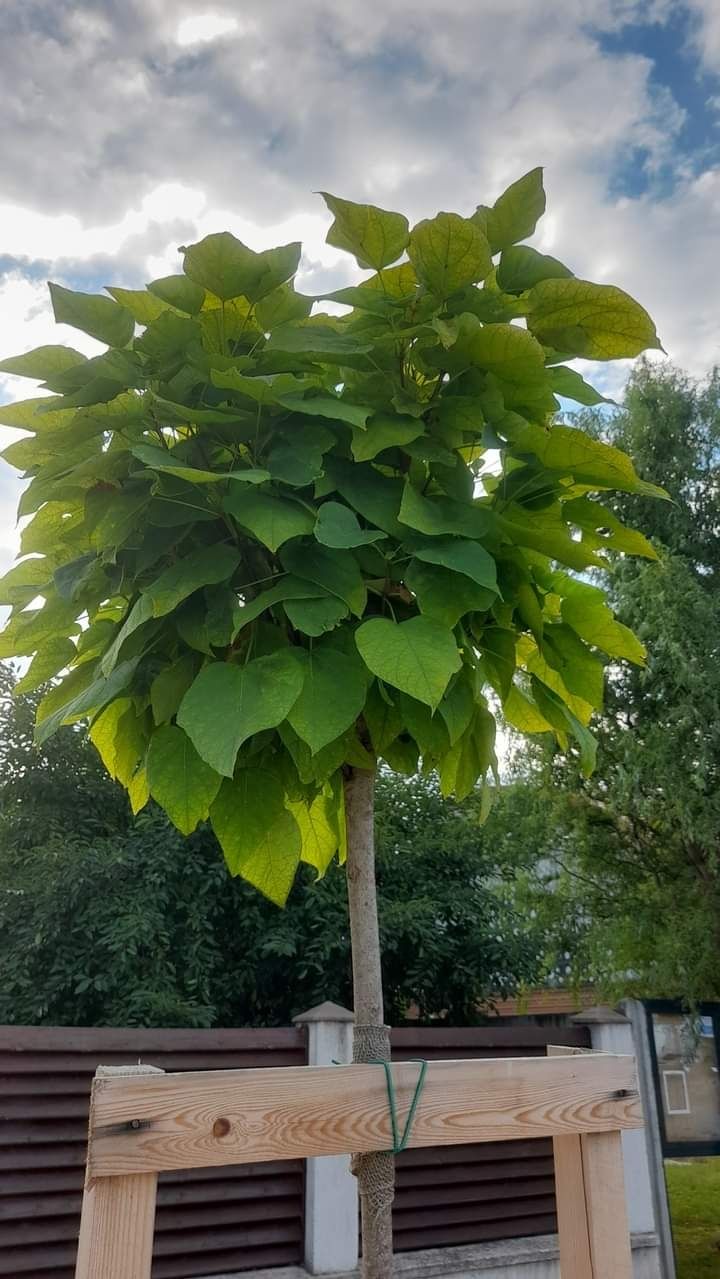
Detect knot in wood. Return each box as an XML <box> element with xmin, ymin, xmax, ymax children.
<box><xmin>212</xmin><ymin>1116</ymin><xmax>231</xmax><ymax>1139</ymax></box>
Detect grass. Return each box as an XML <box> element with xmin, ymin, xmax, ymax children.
<box><xmin>665</xmin><ymin>1158</ymin><xmax>720</xmax><ymax>1278</ymax></box>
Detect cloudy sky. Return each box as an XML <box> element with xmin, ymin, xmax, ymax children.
<box><xmin>1</xmin><ymin>0</ymin><xmax>720</xmax><ymax>576</ymax></box>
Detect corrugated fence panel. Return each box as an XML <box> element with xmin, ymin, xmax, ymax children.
<box><xmin>389</xmin><ymin>1025</ymin><xmax>592</xmax><ymax>1253</ymax></box>
<box><xmin>0</xmin><ymin>1026</ymin><xmax>306</xmax><ymax>1279</ymax></box>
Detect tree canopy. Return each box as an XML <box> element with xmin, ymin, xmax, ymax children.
<box><xmin>0</xmin><ymin>169</ymin><xmax>663</xmax><ymax>902</ymax></box>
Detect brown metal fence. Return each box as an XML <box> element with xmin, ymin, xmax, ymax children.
<box><xmin>390</xmin><ymin>1025</ymin><xmax>592</xmax><ymax>1253</ymax></box>
<box><xmin>0</xmin><ymin>1025</ymin><xmax>306</xmax><ymax>1279</ymax></box>
<box><xmin>0</xmin><ymin>1020</ymin><xmax>591</xmax><ymax>1277</ymax></box>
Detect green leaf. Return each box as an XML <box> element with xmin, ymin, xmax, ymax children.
<box><xmin>406</xmin><ymin>559</ymin><xmax>495</xmax><ymax>626</ymax></box>
<box><xmin>532</xmin><ymin>677</ymin><xmax>597</xmax><ymax>776</ymax></box>
<box><xmin>255</xmin><ymin>283</ymin><xmax>313</xmax><ymax>329</ymax></box>
<box><xmin>177</xmin><ymin>651</ymin><xmax>304</xmax><ymax>777</ymax></box>
<box><xmin>438</xmin><ymin>704</ymin><xmax>497</xmax><ymax>800</ymax></box>
<box><xmin>105</xmin><ymin>287</ymin><xmax>169</xmax><ymax>326</ymax></box>
<box><xmin>0</xmin><ymin>557</ymin><xmax>52</xmax><ymax>606</ymax></box>
<box><xmin>438</xmin><ymin>674</ymin><xmax>475</xmax><ymax>746</ymax></box>
<box><xmin>281</xmin><ymin>542</ymin><xmax>367</xmax><ymax>616</ymax></box>
<box><xmin>497</xmin><ymin>505</ymin><xmax>603</xmax><ymax>571</ymax></box>
<box><xmin>284</xmin><ymin>594</ymin><xmax>349</xmax><ymax>636</ymax></box>
<box><xmin>351</xmin><ymin>412</ymin><xmax>424</xmax><ymax>461</ymax></box>
<box><xmin>224</xmin><ymin>489</ymin><xmax>315</xmax><ymax>552</ymax></box>
<box><xmin>0</xmin><ymin>345</ymin><xmax>88</xmax><ymax>382</ymax></box>
<box><xmin>443</xmin><ymin>316</ymin><xmax>547</xmax><ymax>392</ymax></box>
<box><xmin>232</xmin><ymin>576</ymin><xmax>322</xmax><ymax>635</ymax></box>
<box><xmin>48</xmin><ymin>282</ymin><xmax>135</xmax><ymax>348</ymax></box>
<box><xmin>548</xmin><ymin>366</ymin><xmax>612</xmax><ymax>406</ymax></box>
<box><xmin>132</xmin><ymin>443</ymin><xmax>270</xmax><ymax>486</ymax></box>
<box><xmin>406</xmin><ymin>535</ymin><xmax>499</xmax><ymax>593</ymax></box>
<box><xmin>506</xmin><ymin>421</ymin><xmax>668</xmax><ymax>498</ymax></box>
<box><xmin>266</xmin><ymin>439</ymin><xmax>325</xmax><ymax>488</ymax></box>
<box><xmin>408</xmin><ymin>212</ymin><xmax>492</xmax><ymax>296</ymax></box>
<box><xmin>143</xmin><ymin>544</ymin><xmax>240</xmax><ymax>618</ymax></box>
<box><xmin>473</xmin><ymin>168</ymin><xmax>546</xmax><ymax>254</ymax></box>
<box><xmin>399</xmin><ymin>483</ymin><xmax>491</xmax><ymax>540</ymax></box>
<box><xmin>150</xmin><ymin>655</ymin><xmax>198</xmax><ymax>724</ymax></box>
<box><xmin>211</xmin><ymin>770</ymin><xmax>301</xmax><ymax>905</ymax></box>
<box><xmin>146</xmin><ymin>724</ymin><xmax>221</xmax><ymax>835</ymax></box>
<box><xmin>327</xmin><ymin>460</ymin><xmax>405</xmax><ymax>538</ymax></box>
<box><xmin>277</xmin><ymin>391</ymin><xmax>373</xmax><ymax>429</ymax></box>
<box><xmin>363</xmin><ymin>681</ymin><xmax>404</xmax><ymax>753</ymax></box>
<box><xmin>287</xmin><ymin>647</ymin><xmax>367</xmax><ymax>752</ymax></box>
<box><xmin>182</xmin><ymin>232</ymin><xmax>301</xmax><ymax>303</ymax></box>
<box><xmin>496</xmin><ymin>245</ymin><xmax>572</xmax><ymax>294</ymax></box>
<box><xmin>315</xmin><ymin>501</ymin><xmax>386</xmax><ymax>548</ymax></box>
<box><xmin>502</xmin><ymin>683</ymin><xmax>554</xmax><ymax>734</ymax></box>
<box><xmin>527</xmin><ymin>278</ymin><xmax>661</xmax><ymax>359</ymax></box>
<box><xmin>14</xmin><ymin>636</ymin><xmax>77</xmax><ymax>695</ymax></box>
<box><xmin>356</xmin><ymin>616</ymin><xmax>461</xmax><ymax>710</ymax></box>
<box><xmin>541</xmin><ymin>622</ymin><xmax>607</xmax><ymax>710</ymax></box>
<box><xmin>267</xmin><ymin>325</ymin><xmax>373</xmax><ymax>361</ymax></box>
<box><xmin>563</xmin><ymin>496</ymin><xmax>657</xmax><ymax>559</ymax></box>
<box><xmin>478</xmin><ymin>626</ymin><xmax>516</xmax><ymax>701</ymax></box>
<box><xmin>290</xmin><ymin>786</ymin><xmax>342</xmax><ymax>875</ymax></box>
<box><xmin>147</xmin><ymin>274</ymin><xmax>206</xmax><ymax>314</ymax></box>
<box><xmin>555</xmin><ymin>574</ymin><xmax>646</xmax><ymax>664</ymax></box>
<box><xmin>35</xmin><ymin>657</ymin><xmax>140</xmax><ymax>746</ymax></box>
<box><xmin>320</xmin><ymin>192</ymin><xmax>409</xmax><ymax>270</ymax></box>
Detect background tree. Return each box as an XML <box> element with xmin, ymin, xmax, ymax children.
<box><xmin>0</xmin><ymin>667</ymin><xmax>549</xmax><ymax>1026</ymax></box>
<box><xmin>0</xmin><ymin>170</ymin><xmax>661</xmax><ymax>1276</ymax></box>
<box><xmin>514</xmin><ymin>362</ymin><xmax>720</xmax><ymax>1003</ymax></box>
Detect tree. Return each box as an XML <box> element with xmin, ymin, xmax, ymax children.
<box><xmin>0</xmin><ymin>169</ymin><xmax>661</xmax><ymax>1276</ymax></box>
<box><xmin>515</xmin><ymin>363</ymin><xmax>720</xmax><ymax>1003</ymax></box>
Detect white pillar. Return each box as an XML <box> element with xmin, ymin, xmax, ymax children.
<box><xmin>570</xmin><ymin>1006</ymin><xmax>658</xmax><ymax>1239</ymax></box>
<box><xmin>294</xmin><ymin>1001</ymin><xmax>358</xmax><ymax>1274</ymax></box>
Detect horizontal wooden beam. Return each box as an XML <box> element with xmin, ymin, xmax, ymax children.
<box><xmin>87</xmin><ymin>1053</ymin><xmax>642</xmax><ymax>1177</ymax></box>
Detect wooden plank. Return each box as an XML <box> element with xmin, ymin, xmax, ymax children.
<box><xmin>549</xmin><ymin>1044</ymin><xmax>593</xmax><ymax>1279</ymax></box>
<box><xmin>74</xmin><ymin>1172</ymin><xmax>157</xmax><ymax>1279</ymax></box>
<box><xmin>582</xmin><ymin>1130</ymin><xmax>633</xmax><ymax>1279</ymax></box>
<box><xmin>391</xmin><ymin>1026</ymin><xmax>591</xmax><ymax>1050</ymax></box>
<box><xmin>87</xmin><ymin>1053</ymin><xmax>641</xmax><ymax>1177</ymax></box>
<box><xmin>75</xmin><ymin>1066</ymin><xmax>161</xmax><ymax>1279</ymax></box>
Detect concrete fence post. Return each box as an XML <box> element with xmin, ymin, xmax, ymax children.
<box><xmin>294</xmin><ymin>1001</ymin><xmax>358</xmax><ymax>1274</ymax></box>
<box><xmin>571</xmin><ymin>1004</ymin><xmax>674</xmax><ymax>1279</ymax></box>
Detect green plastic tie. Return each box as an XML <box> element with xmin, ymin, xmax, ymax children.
<box><xmin>369</xmin><ymin>1058</ymin><xmax>428</xmax><ymax>1155</ymax></box>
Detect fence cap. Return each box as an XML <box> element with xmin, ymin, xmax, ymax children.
<box><xmin>570</xmin><ymin>1004</ymin><xmax>630</xmax><ymax>1025</ymax></box>
<box><xmin>293</xmin><ymin>1001</ymin><xmax>355</xmax><ymax>1024</ymax></box>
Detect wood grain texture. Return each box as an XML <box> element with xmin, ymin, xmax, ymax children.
<box><xmin>87</xmin><ymin>1054</ymin><xmax>642</xmax><ymax>1177</ymax></box>
<box><xmin>553</xmin><ymin>1135</ymin><xmax>593</xmax><ymax>1279</ymax></box>
<box><xmin>582</xmin><ymin>1131</ymin><xmax>634</xmax><ymax>1279</ymax></box>
<box><xmin>74</xmin><ymin>1172</ymin><xmax>157</xmax><ymax>1279</ymax></box>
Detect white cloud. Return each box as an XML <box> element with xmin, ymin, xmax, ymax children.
<box><xmin>175</xmin><ymin>13</ymin><xmax>241</xmax><ymax>47</ymax></box>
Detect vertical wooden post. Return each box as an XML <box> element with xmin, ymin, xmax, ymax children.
<box><xmin>581</xmin><ymin>1131</ymin><xmax>634</xmax><ymax>1279</ymax></box>
<box><xmin>75</xmin><ymin>1065</ymin><xmax>162</xmax><ymax>1279</ymax></box>
<box><xmin>550</xmin><ymin>1046</ymin><xmax>634</xmax><ymax>1279</ymax></box>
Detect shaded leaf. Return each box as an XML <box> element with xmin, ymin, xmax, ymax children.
<box><xmin>225</xmin><ymin>489</ymin><xmax>315</xmax><ymax>552</ymax></box>
<box><xmin>49</xmin><ymin>282</ymin><xmax>134</xmax><ymax>347</ymax></box>
<box><xmin>211</xmin><ymin>770</ymin><xmax>301</xmax><ymax>905</ymax></box>
<box><xmin>287</xmin><ymin>647</ymin><xmax>367</xmax><ymax>752</ymax></box>
<box><xmin>315</xmin><ymin>501</ymin><xmax>386</xmax><ymax>548</ymax></box>
<box><xmin>527</xmin><ymin>278</ymin><xmax>662</xmax><ymax>359</ymax></box>
<box><xmin>146</xmin><ymin>724</ymin><xmax>222</xmax><ymax>835</ymax></box>
<box><xmin>356</xmin><ymin>616</ymin><xmax>461</xmax><ymax>710</ymax></box>
<box><xmin>320</xmin><ymin>192</ymin><xmax>409</xmax><ymax>270</ymax></box>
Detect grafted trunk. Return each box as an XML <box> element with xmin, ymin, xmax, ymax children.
<box><xmin>344</xmin><ymin>764</ymin><xmax>394</xmax><ymax>1279</ymax></box>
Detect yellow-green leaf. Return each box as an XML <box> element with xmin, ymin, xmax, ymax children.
<box><xmin>146</xmin><ymin>724</ymin><xmax>222</xmax><ymax>835</ymax></box>
<box><xmin>527</xmin><ymin>278</ymin><xmax>661</xmax><ymax>360</ymax></box>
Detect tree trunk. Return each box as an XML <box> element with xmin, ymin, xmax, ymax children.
<box><xmin>344</xmin><ymin>764</ymin><xmax>394</xmax><ymax>1279</ymax></box>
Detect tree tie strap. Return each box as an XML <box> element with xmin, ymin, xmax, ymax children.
<box><xmin>369</xmin><ymin>1058</ymin><xmax>428</xmax><ymax>1155</ymax></box>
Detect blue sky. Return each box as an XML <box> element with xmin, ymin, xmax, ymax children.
<box><xmin>1</xmin><ymin>0</ymin><xmax>720</xmax><ymax>572</ymax></box>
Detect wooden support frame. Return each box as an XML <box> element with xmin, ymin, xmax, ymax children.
<box><xmin>75</xmin><ymin>1049</ymin><xmax>643</xmax><ymax>1279</ymax></box>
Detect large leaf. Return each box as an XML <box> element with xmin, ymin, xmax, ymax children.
<box><xmin>211</xmin><ymin>770</ymin><xmax>301</xmax><ymax>905</ymax></box>
<box><xmin>150</xmin><ymin>654</ymin><xmax>198</xmax><ymax>724</ymax></box>
<box><xmin>443</xmin><ymin>317</ymin><xmax>547</xmax><ymax>392</ymax></box>
<box><xmin>48</xmin><ymin>282</ymin><xmax>134</xmax><ymax>348</ymax></box>
<box><xmin>527</xmin><ymin>278</ymin><xmax>661</xmax><ymax>359</ymax></box>
<box><xmin>320</xmin><ymin>192</ymin><xmax>409</xmax><ymax>270</ymax></box>
<box><xmin>148</xmin><ymin>274</ymin><xmax>206</xmax><ymax>314</ymax></box>
<box><xmin>406</xmin><ymin>559</ymin><xmax>496</xmax><ymax>626</ymax></box>
<box><xmin>284</xmin><ymin>594</ymin><xmax>349</xmax><ymax>636</ymax></box>
<box><xmin>563</xmin><ymin>496</ymin><xmax>657</xmax><ymax>558</ymax></box>
<box><xmin>224</xmin><ymin>490</ymin><xmax>315</xmax><ymax>552</ymax></box>
<box><xmin>472</xmin><ymin>168</ymin><xmax>546</xmax><ymax>254</ymax></box>
<box><xmin>314</xmin><ymin>501</ymin><xmax>386</xmax><ymax>548</ymax></box>
<box><xmin>289</xmin><ymin>786</ymin><xmax>342</xmax><ymax>875</ymax></box>
<box><xmin>287</xmin><ymin>647</ymin><xmax>367</xmax><ymax>752</ymax></box>
<box><xmin>327</xmin><ymin>460</ymin><xmax>405</xmax><ymax>538</ymax></box>
<box><xmin>266</xmin><ymin>324</ymin><xmax>373</xmax><ymax>361</ymax></box>
<box><xmin>408</xmin><ymin>212</ymin><xmax>492</xmax><ymax>296</ymax></box>
<box><xmin>181</xmin><ymin>232</ymin><xmax>301</xmax><ymax>303</ymax></box>
<box><xmin>281</xmin><ymin>542</ymin><xmax>367</xmax><ymax>616</ymax></box>
<box><xmin>143</xmin><ymin>544</ymin><xmax>240</xmax><ymax>618</ymax></box>
<box><xmin>406</xmin><ymin>535</ymin><xmax>499</xmax><ymax>593</ymax></box>
<box><xmin>548</xmin><ymin>366</ymin><xmax>612</xmax><ymax>406</ymax></box>
<box><xmin>276</xmin><ymin>390</ymin><xmax>372</xmax><ymax>428</ymax></box>
<box><xmin>105</xmin><ymin>287</ymin><xmax>169</xmax><ymax>327</ymax></box>
<box><xmin>177</xmin><ymin>651</ymin><xmax>304</xmax><ymax>777</ymax></box>
<box><xmin>555</xmin><ymin>573</ymin><xmax>646</xmax><ymax>664</ymax></box>
<box><xmin>351</xmin><ymin>412</ymin><xmax>424</xmax><ymax>461</ymax></box>
<box><xmin>232</xmin><ymin>576</ymin><xmax>323</xmax><ymax>634</ymax></box>
<box><xmin>356</xmin><ymin>616</ymin><xmax>461</xmax><ymax>710</ymax></box>
<box><xmin>13</xmin><ymin>636</ymin><xmax>77</xmax><ymax>695</ymax></box>
<box><xmin>146</xmin><ymin>724</ymin><xmax>222</xmax><ymax>835</ymax></box>
<box><xmin>399</xmin><ymin>483</ymin><xmax>491</xmax><ymax>539</ymax></box>
<box><xmin>0</xmin><ymin>345</ymin><xmax>88</xmax><ymax>382</ymax></box>
<box><xmin>35</xmin><ymin>657</ymin><xmax>140</xmax><ymax>746</ymax></box>
<box><xmin>496</xmin><ymin>245</ymin><xmax>572</xmax><ymax>294</ymax></box>
<box><xmin>506</xmin><ymin>420</ymin><xmax>668</xmax><ymax>498</ymax></box>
